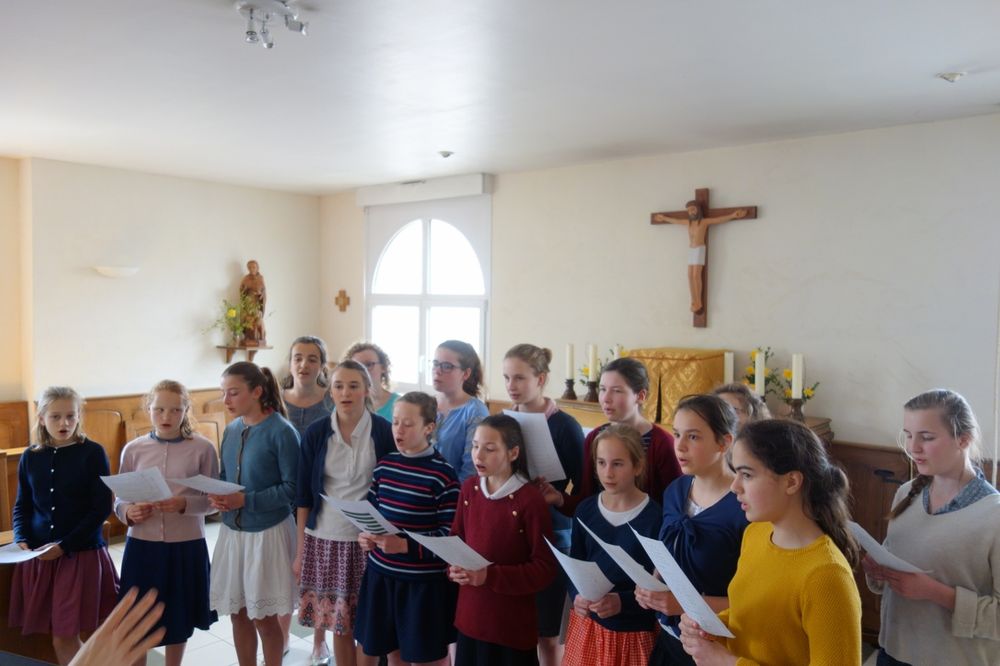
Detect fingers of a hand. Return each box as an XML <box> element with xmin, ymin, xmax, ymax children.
<box><xmin>117</xmin><ymin>589</ymin><xmax>160</xmax><ymax>636</ymax></box>
<box><xmin>104</xmin><ymin>586</ymin><xmax>140</xmax><ymax>633</ymax></box>
<box><xmin>125</xmin><ymin>626</ymin><xmax>167</xmax><ymax>664</ymax></box>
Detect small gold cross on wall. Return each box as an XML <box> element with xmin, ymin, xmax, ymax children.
<box><xmin>335</xmin><ymin>289</ymin><xmax>351</xmax><ymax>312</ymax></box>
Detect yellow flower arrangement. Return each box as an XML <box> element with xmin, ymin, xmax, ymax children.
<box><xmin>209</xmin><ymin>293</ymin><xmax>260</xmax><ymax>344</ymax></box>
<box><xmin>743</xmin><ymin>346</ymin><xmax>781</xmax><ymax>398</ymax></box>
<box><xmin>777</xmin><ymin>367</ymin><xmax>820</xmax><ymax>405</ymax></box>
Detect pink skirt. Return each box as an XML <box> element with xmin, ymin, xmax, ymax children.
<box><xmin>8</xmin><ymin>547</ymin><xmax>120</xmax><ymax>637</ymax></box>
<box><xmin>297</xmin><ymin>534</ymin><xmax>366</xmax><ymax>635</ymax></box>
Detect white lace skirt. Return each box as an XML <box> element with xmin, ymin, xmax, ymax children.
<box><xmin>209</xmin><ymin>516</ymin><xmax>297</xmax><ymax>619</ymax></box>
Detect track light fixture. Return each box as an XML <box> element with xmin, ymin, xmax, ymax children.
<box><xmin>235</xmin><ymin>1</ymin><xmax>308</xmax><ymax>49</ymax></box>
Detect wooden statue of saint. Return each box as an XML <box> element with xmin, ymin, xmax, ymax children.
<box><xmin>240</xmin><ymin>259</ymin><xmax>267</xmax><ymax>345</ymax></box>
<box><xmin>651</xmin><ymin>188</ymin><xmax>757</xmax><ymax>327</ymax></box>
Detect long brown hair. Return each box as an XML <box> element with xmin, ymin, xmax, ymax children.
<box><xmin>735</xmin><ymin>419</ymin><xmax>859</xmax><ymax>567</ymax></box>
<box><xmin>437</xmin><ymin>340</ymin><xmax>484</xmax><ymax>397</ymax></box>
<box><xmin>478</xmin><ymin>414</ymin><xmax>529</xmax><ymax>479</ymax></box>
<box><xmin>222</xmin><ymin>362</ymin><xmax>287</xmax><ymax>418</ymax></box>
<box><xmin>281</xmin><ymin>335</ymin><xmax>330</xmax><ymax>389</ymax></box>
<box><xmin>888</xmin><ymin>389</ymin><xmax>982</xmax><ymax>520</ymax></box>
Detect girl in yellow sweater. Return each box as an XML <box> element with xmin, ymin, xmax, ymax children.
<box><xmin>679</xmin><ymin>419</ymin><xmax>862</xmax><ymax>665</ymax></box>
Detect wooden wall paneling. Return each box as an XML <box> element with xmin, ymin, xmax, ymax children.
<box><xmin>829</xmin><ymin>441</ymin><xmax>912</xmax><ymax>644</ymax></box>
<box><xmin>0</xmin><ymin>402</ymin><xmax>29</xmax><ymax>450</ymax></box>
<box><xmin>5</xmin><ymin>448</ymin><xmax>24</xmax><ymax>527</ymax></box>
<box><xmin>0</xmin><ymin>450</ymin><xmax>9</xmax><ymax>532</ymax></box>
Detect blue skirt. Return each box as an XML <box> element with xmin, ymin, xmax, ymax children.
<box><xmin>354</xmin><ymin>565</ymin><xmax>457</xmax><ymax>663</ymax></box>
<box><xmin>120</xmin><ymin>537</ymin><xmax>217</xmax><ymax>645</ymax></box>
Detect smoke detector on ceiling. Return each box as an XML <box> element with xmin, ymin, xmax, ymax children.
<box><xmin>235</xmin><ymin>0</ymin><xmax>308</xmax><ymax>49</ymax></box>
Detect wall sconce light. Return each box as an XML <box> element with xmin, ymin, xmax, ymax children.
<box><xmin>93</xmin><ymin>266</ymin><xmax>140</xmax><ymax>278</ymax></box>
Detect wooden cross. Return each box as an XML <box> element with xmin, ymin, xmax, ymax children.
<box><xmin>651</xmin><ymin>188</ymin><xmax>758</xmax><ymax>328</ymax></box>
<box><xmin>334</xmin><ymin>289</ymin><xmax>351</xmax><ymax>312</ymax></box>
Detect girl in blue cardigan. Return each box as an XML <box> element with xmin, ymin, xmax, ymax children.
<box><xmin>208</xmin><ymin>362</ymin><xmax>299</xmax><ymax>666</ymax></box>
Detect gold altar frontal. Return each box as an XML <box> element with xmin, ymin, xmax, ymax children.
<box><xmin>623</xmin><ymin>347</ymin><xmax>726</xmax><ymax>427</ymax></box>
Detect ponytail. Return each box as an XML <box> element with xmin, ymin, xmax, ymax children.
<box><xmin>223</xmin><ymin>361</ymin><xmax>288</xmax><ymax>418</ymax></box>
<box><xmin>736</xmin><ymin>419</ymin><xmax>859</xmax><ymax>567</ymax></box>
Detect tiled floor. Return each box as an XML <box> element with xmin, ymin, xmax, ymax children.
<box><xmin>107</xmin><ymin>522</ymin><xmax>322</xmax><ymax>666</ymax></box>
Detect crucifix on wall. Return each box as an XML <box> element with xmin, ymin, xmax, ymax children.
<box><xmin>651</xmin><ymin>188</ymin><xmax>758</xmax><ymax>328</ymax></box>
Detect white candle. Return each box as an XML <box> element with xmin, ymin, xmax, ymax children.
<box><xmin>754</xmin><ymin>351</ymin><xmax>766</xmax><ymax>396</ymax></box>
<box><xmin>791</xmin><ymin>353</ymin><xmax>804</xmax><ymax>399</ymax></box>
<box><xmin>723</xmin><ymin>352</ymin><xmax>734</xmax><ymax>384</ymax></box>
<box><xmin>565</xmin><ymin>344</ymin><xmax>574</xmax><ymax>381</ymax></box>
<box><xmin>588</xmin><ymin>344</ymin><xmax>599</xmax><ymax>382</ymax></box>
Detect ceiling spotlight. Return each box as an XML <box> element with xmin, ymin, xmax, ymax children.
<box><xmin>236</xmin><ymin>1</ymin><xmax>309</xmax><ymax>48</ymax></box>
<box><xmin>245</xmin><ymin>10</ymin><xmax>259</xmax><ymax>43</ymax></box>
<box><xmin>285</xmin><ymin>15</ymin><xmax>308</xmax><ymax>35</ymax></box>
<box><xmin>936</xmin><ymin>71</ymin><xmax>966</xmax><ymax>83</ymax></box>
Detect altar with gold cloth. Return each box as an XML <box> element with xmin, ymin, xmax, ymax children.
<box><xmin>623</xmin><ymin>347</ymin><xmax>726</xmax><ymax>426</ymax></box>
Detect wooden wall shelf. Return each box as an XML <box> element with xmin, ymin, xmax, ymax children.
<box><xmin>216</xmin><ymin>344</ymin><xmax>273</xmax><ymax>363</ymax></box>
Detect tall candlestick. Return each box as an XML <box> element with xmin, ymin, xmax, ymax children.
<box><xmin>588</xmin><ymin>344</ymin><xmax>599</xmax><ymax>382</ymax></box>
<box><xmin>723</xmin><ymin>352</ymin><xmax>734</xmax><ymax>384</ymax></box>
<box><xmin>565</xmin><ymin>344</ymin><xmax>575</xmax><ymax>382</ymax></box>
<box><xmin>791</xmin><ymin>353</ymin><xmax>803</xmax><ymax>399</ymax></box>
<box><xmin>754</xmin><ymin>352</ymin><xmax>766</xmax><ymax>396</ymax></box>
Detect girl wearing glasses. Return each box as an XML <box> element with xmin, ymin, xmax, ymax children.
<box><xmin>432</xmin><ymin>340</ymin><xmax>489</xmax><ymax>480</ymax></box>
<box><xmin>345</xmin><ymin>341</ymin><xmax>400</xmax><ymax>421</ymax></box>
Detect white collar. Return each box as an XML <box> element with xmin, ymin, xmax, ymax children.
<box><xmin>480</xmin><ymin>473</ymin><xmax>529</xmax><ymax>500</ymax></box>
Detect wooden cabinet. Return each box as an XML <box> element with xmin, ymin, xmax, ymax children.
<box><xmin>829</xmin><ymin>441</ymin><xmax>912</xmax><ymax>643</ymax></box>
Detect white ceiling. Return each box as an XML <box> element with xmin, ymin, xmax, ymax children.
<box><xmin>2</xmin><ymin>1</ymin><xmax>999</xmax><ymax>194</ymax></box>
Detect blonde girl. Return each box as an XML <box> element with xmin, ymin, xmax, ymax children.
<box><xmin>345</xmin><ymin>341</ymin><xmax>401</xmax><ymax>421</ymax></box>
<box><xmin>503</xmin><ymin>343</ymin><xmax>584</xmax><ymax>666</ymax></box>
<box><xmin>563</xmin><ymin>425</ymin><xmax>661</xmax><ymax>666</ymax></box>
<box><xmin>10</xmin><ymin>386</ymin><xmax>119</xmax><ymax>665</ymax></box>
<box><xmin>711</xmin><ymin>383</ymin><xmax>770</xmax><ymax>430</ymax></box>
<box><xmin>864</xmin><ymin>389</ymin><xmax>1000</xmax><ymax>666</ymax></box>
<box><xmin>114</xmin><ymin>380</ymin><xmax>219</xmax><ymax>666</ymax></box>
<box><xmin>294</xmin><ymin>360</ymin><xmax>395</xmax><ymax>666</ymax></box>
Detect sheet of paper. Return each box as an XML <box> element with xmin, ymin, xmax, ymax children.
<box><xmin>848</xmin><ymin>521</ymin><xmax>927</xmax><ymax>574</ymax></box>
<box><xmin>101</xmin><ymin>467</ymin><xmax>173</xmax><ymax>503</ymax></box>
<box><xmin>502</xmin><ymin>410</ymin><xmax>566</xmax><ymax>482</ymax></box>
<box><xmin>545</xmin><ymin>537</ymin><xmax>615</xmax><ymax>601</ymax></box>
<box><xmin>321</xmin><ymin>495</ymin><xmax>400</xmax><ymax>535</ymax></box>
<box><xmin>577</xmin><ymin>518</ymin><xmax>667</xmax><ymax>591</ymax></box>
<box><xmin>0</xmin><ymin>542</ymin><xmax>54</xmax><ymax>564</ymax></box>
<box><xmin>630</xmin><ymin>526</ymin><xmax>735</xmax><ymax>639</ymax></box>
<box><xmin>170</xmin><ymin>474</ymin><xmax>244</xmax><ymax>495</ymax></box>
<box><xmin>404</xmin><ymin>532</ymin><xmax>492</xmax><ymax>570</ymax></box>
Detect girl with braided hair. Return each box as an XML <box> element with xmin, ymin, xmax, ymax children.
<box><xmin>864</xmin><ymin>389</ymin><xmax>1000</xmax><ymax>666</ymax></box>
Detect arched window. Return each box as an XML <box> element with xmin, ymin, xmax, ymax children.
<box><xmin>366</xmin><ymin>195</ymin><xmax>490</xmax><ymax>392</ymax></box>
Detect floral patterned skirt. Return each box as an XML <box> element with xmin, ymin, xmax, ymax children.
<box><xmin>297</xmin><ymin>533</ymin><xmax>366</xmax><ymax>635</ymax></box>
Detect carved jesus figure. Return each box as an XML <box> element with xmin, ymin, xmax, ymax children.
<box><xmin>240</xmin><ymin>260</ymin><xmax>266</xmax><ymax>345</ymax></box>
<box><xmin>653</xmin><ymin>201</ymin><xmax>747</xmax><ymax>313</ymax></box>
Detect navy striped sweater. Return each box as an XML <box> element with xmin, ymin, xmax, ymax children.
<box><xmin>366</xmin><ymin>450</ymin><xmax>460</xmax><ymax>579</ymax></box>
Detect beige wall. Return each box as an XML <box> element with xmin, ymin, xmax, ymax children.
<box><xmin>319</xmin><ymin>191</ymin><xmax>367</xmax><ymax>359</ymax></box>
<box><xmin>24</xmin><ymin>158</ymin><xmax>322</xmax><ymax>397</ymax></box>
<box><xmin>321</xmin><ymin>113</ymin><xmax>1000</xmax><ymax>449</ymax></box>
<box><xmin>0</xmin><ymin>158</ymin><xmax>21</xmax><ymax>399</ymax></box>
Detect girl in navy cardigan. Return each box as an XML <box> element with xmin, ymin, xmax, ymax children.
<box><xmin>294</xmin><ymin>360</ymin><xmax>394</xmax><ymax>666</ymax></box>
<box><xmin>563</xmin><ymin>424</ymin><xmax>661</xmax><ymax>666</ymax></box>
<box><xmin>635</xmin><ymin>394</ymin><xmax>748</xmax><ymax>666</ymax></box>
<box><xmin>10</xmin><ymin>386</ymin><xmax>118</xmax><ymax>665</ymax></box>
